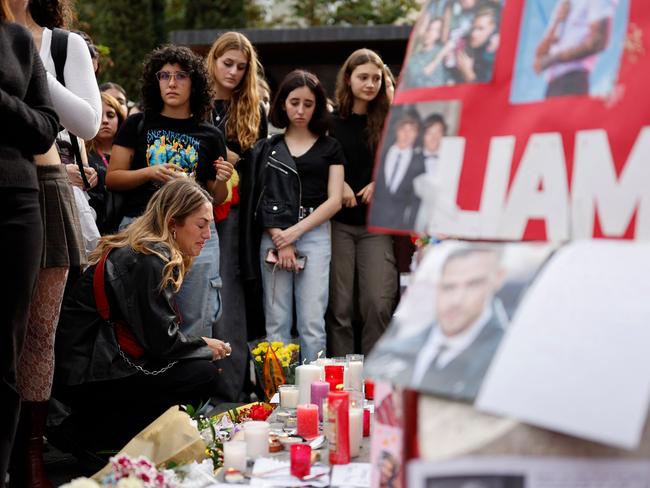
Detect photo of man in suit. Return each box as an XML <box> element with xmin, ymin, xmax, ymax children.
<box><xmin>371</xmin><ymin>111</ymin><xmax>425</xmax><ymax>230</ymax></box>
<box><xmin>409</xmin><ymin>245</ymin><xmax>508</xmax><ymax>401</ymax></box>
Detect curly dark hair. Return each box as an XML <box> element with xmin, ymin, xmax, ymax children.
<box><xmin>141</xmin><ymin>45</ymin><xmax>213</xmax><ymax>120</ymax></box>
<box><xmin>29</xmin><ymin>0</ymin><xmax>75</xmax><ymax>29</ymax></box>
<box><xmin>269</xmin><ymin>70</ymin><xmax>331</xmax><ymax>136</ymax></box>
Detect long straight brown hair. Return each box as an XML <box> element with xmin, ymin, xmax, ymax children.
<box><xmin>335</xmin><ymin>48</ymin><xmax>391</xmax><ymax>152</ymax></box>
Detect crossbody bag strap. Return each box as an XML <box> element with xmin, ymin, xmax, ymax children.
<box><xmin>91</xmin><ymin>249</ymin><xmax>176</xmax><ymax>375</ymax></box>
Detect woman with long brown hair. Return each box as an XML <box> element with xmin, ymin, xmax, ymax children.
<box><xmin>205</xmin><ymin>31</ymin><xmax>268</xmax><ymax>402</ymax></box>
<box><xmin>0</xmin><ymin>1</ymin><xmax>59</xmax><ymax>484</ymax></box>
<box><xmin>326</xmin><ymin>48</ymin><xmax>399</xmax><ymax>357</ymax></box>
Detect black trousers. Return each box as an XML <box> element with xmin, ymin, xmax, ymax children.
<box><xmin>546</xmin><ymin>69</ymin><xmax>590</xmax><ymax>98</ymax></box>
<box><xmin>56</xmin><ymin>359</ymin><xmax>222</xmax><ymax>450</ymax></box>
<box><xmin>0</xmin><ymin>189</ymin><xmax>42</xmax><ymax>487</ymax></box>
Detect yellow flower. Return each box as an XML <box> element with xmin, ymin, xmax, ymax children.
<box><xmin>258</xmin><ymin>341</ymin><xmax>269</xmax><ymax>349</ymax></box>
<box><xmin>251</xmin><ymin>347</ymin><xmax>262</xmax><ymax>356</ymax></box>
<box><xmin>255</xmin><ymin>355</ymin><xmax>262</xmax><ymax>363</ymax></box>
<box><xmin>271</xmin><ymin>341</ymin><xmax>284</xmax><ymax>350</ymax></box>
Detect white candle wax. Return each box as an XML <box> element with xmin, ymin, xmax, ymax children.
<box><xmin>349</xmin><ymin>408</ymin><xmax>364</xmax><ymax>458</ymax></box>
<box><xmin>347</xmin><ymin>361</ymin><xmax>364</xmax><ymax>392</ymax></box>
<box><xmin>296</xmin><ymin>365</ymin><xmax>321</xmax><ymax>405</ymax></box>
<box><xmin>223</xmin><ymin>440</ymin><xmax>247</xmax><ymax>471</ymax></box>
<box><xmin>244</xmin><ymin>421</ymin><xmax>269</xmax><ymax>458</ymax></box>
<box><xmin>280</xmin><ymin>386</ymin><xmax>299</xmax><ymax>409</ymax></box>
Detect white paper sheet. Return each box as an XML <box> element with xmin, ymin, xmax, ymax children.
<box><xmin>477</xmin><ymin>240</ymin><xmax>650</xmax><ymax>449</ymax></box>
<box><xmin>330</xmin><ymin>463</ymin><xmax>371</xmax><ymax>487</ymax></box>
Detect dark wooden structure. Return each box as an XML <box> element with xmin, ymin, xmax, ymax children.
<box><xmin>171</xmin><ymin>25</ymin><xmax>412</xmax><ymax>96</ymax></box>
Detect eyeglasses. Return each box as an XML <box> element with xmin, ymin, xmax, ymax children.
<box><xmin>155</xmin><ymin>70</ymin><xmax>191</xmax><ymax>83</ymax></box>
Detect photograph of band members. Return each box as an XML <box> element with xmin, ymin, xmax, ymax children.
<box><xmin>403</xmin><ymin>0</ymin><xmax>504</xmax><ymax>89</ymax></box>
<box><xmin>511</xmin><ymin>0</ymin><xmax>629</xmax><ymax>103</ymax></box>
<box><xmin>370</xmin><ymin>102</ymin><xmax>459</xmax><ymax>233</ymax></box>
<box><xmin>364</xmin><ymin>241</ymin><xmax>553</xmax><ymax>402</ymax></box>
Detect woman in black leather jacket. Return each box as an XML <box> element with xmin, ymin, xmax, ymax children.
<box><xmin>53</xmin><ymin>179</ymin><xmax>231</xmax><ymax>454</ymax></box>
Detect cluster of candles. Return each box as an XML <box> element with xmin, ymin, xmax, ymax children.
<box><xmin>221</xmin><ymin>354</ymin><xmax>375</xmax><ymax>474</ymax></box>
<box><xmin>292</xmin><ymin>354</ymin><xmax>372</xmax><ymax>464</ymax></box>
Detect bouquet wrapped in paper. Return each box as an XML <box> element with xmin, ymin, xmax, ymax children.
<box><xmin>249</xmin><ymin>339</ymin><xmax>300</xmax><ymax>401</ymax></box>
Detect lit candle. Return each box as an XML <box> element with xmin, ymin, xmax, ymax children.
<box><xmin>290</xmin><ymin>444</ymin><xmax>311</xmax><ymax>478</ymax></box>
<box><xmin>324</xmin><ymin>365</ymin><xmax>345</xmax><ymax>391</ymax></box>
<box><xmin>296</xmin><ymin>365</ymin><xmax>322</xmax><ymax>405</ymax></box>
<box><xmin>297</xmin><ymin>403</ymin><xmax>319</xmax><ymax>440</ymax></box>
<box><xmin>244</xmin><ymin>421</ymin><xmax>270</xmax><ymax>458</ymax></box>
<box><xmin>310</xmin><ymin>381</ymin><xmax>330</xmax><ymax>421</ymax></box>
<box><xmin>279</xmin><ymin>384</ymin><xmax>299</xmax><ymax>409</ymax></box>
<box><xmin>346</xmin><ymin>354</ymin><xmax>364</xmax><ymax>392</ymax></box>
<box><xmin>223</xmin><ymin>440</ymin><xmax>247</xmax><ymax>471</ymax></box>
<box><xmin>349</xmin><ymin>407</ymin><xmax>363</xmax><ymax>458</ymax></box>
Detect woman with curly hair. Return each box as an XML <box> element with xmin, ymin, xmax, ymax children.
<box><xmin>54</xmin><ymin>179</ymin><xmax>232</xmax><ymax>457</ymax></box>
<box><xmin>106</xmin><ymin>45</ymin><xmax>233</xmax><ymax>343</ymax></box>
<box><xmin>205</xmin><ymin>32</ymin><xmax>268</xmax><ymax>402</ymax></box>
<box><xmin>326</xmin><ymin>49</ymin><xmax>398</xmax><ymax>357</ymax></box>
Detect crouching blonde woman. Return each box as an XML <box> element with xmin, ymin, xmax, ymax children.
<box><xmin>53</xmin><ymin>179</ymin><xmax>231</xmax><ymax>457</ymax></box>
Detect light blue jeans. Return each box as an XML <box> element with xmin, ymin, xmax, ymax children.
<box><xmin>120</xmin><ymin>216</ymin><xmax>222</xmax><ymax>339</ymax></box>
<box><xmin>175</xmin><ymin>221</ymin><xmax>221</xmax><ymax>338</ymax></box>
<box><xmin>260</xmin><ymin>222</ymin><xmax>331</xmax><ymax>362</ymax></box>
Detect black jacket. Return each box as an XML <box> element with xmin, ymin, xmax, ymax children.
<box><xmin>239</xmin><ymin>134</ymin><xmax>301</xmax><ymax>283</ymax></box>
<box><xmin>54</xmin><ymin>244</ymin><xmax>212</xmax><ymax>387</ymax></box>
<box><xmin>254</xmin><ymin>134</ymin><xmax>301</xmax><ymax>230</ymax></box>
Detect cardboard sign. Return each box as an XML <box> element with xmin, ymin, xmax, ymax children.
<box><xmin>369</xmin><ymin>0</ymin><xmax>650</xmax><ymax>241</ymax></box>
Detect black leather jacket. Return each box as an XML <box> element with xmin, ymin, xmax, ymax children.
<box><xmin>252</xmin><ymin>134</ymin><xmax>301</xmax><ymax>230</ymax></box>
<box><xmin>54</xmin><ymin>244</ymin><xmax>212</xmax><ymax>387</ymax></box>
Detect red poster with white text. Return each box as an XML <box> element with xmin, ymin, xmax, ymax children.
<box><xmin>369</xmin><ymin>0</ymin><xmax>649</xmax><ymax>242</ymax></box>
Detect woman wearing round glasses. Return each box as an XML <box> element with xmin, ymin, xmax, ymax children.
<box><xmin>105</xmin><ymin>45</ymin><xmax>233</xmax><ymax>342</ymax></box>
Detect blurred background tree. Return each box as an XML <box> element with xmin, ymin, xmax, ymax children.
<box><xmin>74</xmin><ymin>0</ymin><xmax>419</xmax><ymax>100</ymax></box>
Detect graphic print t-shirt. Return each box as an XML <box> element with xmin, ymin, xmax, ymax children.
<box><xmin>114</xmin><ymin>112</ymin><xmax>227</xmax><ymax>217</ymax></box>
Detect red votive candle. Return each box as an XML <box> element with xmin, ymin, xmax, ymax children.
<box><xmin>364</xmin><ymin>378</ymin><xmax>374</xmax><ymax>400</ymax></box>
<box><xmin>325</xmin><ymin>365</ymin><xmax>345</xmax><ymax>391</ymax></box>
<box><xmin>363</xmin><ymin>407</ymin><xmax>371</xmax><ymax>437</ymax></box>
<box><xmin>290</xmin><ymin>444</ymin><xmax>311</xmax><ymax>478</ymax></box>
<box><xmin>297</xmin><ymin>403</ymin><xmax>319</xmax><ymax>439</ymax></box>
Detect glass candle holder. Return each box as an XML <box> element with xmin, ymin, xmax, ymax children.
<box><xmin>290</xmin><ymin>444</ymin><xmax>311</xmax><ymax>478</ymax></box>
<box><xmin>345</xmin><ymin>354</ymin><xmax>364</xmax><ymax>392</ymax></box>
<box><xmin>324</xmin><ymin>364</ymin><xmax>345</xmax><ymax>392</ymax></box>
<box><xmin>347</xmin><ymin>390</ymin><xmax>364</xmax><ymax>458</ymax></box>
<box><xmin>244</xmin><ymin>421</ymin><xmax>270</xmax><ymax>458</ymax></box>
<box><xmin>279</xmin><ymin>384</ymin><xmax>299</xmax><ymax>409</ymax></box>
<box><xmin>223</xmin><ymin>440</ymin><xmax>247</xmax><ymax>472</ymax></box>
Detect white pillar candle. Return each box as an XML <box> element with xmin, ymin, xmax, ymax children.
<box><xmin>296</xmin><ymin>364</ymin><xmax>322</xmax><ymax>405</ymax></box>
<box><xmin>223</xmin><ymin>440</ymin><xmax>247</xmax><ymax>471</ymax></box>
<box><xmin>346</xmin><ymin>361</ymin><xmax>364</xmax><ymax>392</ymax></box>
<box><xmin>349</xmin><ymin>408</ymin><xmax>364</xmax><ymax>458</ymax></box>
<box><xmin>244</xmin><ymin>421</ymin><xmax>270</xmax><ymax>458</ymax></box>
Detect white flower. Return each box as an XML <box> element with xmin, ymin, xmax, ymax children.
<box><xmin>59</xmin><ymin>478</ymin><xmax>101</xmax><ymax>488</ymax></box>
<box><xmin>116</xmin><ymin>477</ymin><xmax>145</xmax><ymax>488</ymax></box>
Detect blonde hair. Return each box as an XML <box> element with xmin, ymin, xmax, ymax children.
<box><xmin>86</xmin><ymin>92</ymin><xmax>125</xmax><ymax>154</ymax></box>
<box><xmin>89</xmin><ymin>179</ymin><xmax>213</xmax><ymax>292</ymax></box>
<box><xmin>1</xmin><ymin>0</ymin><xmax>13</xmax><ymax>21</ymax></box>
<box><xmin>335</xmin><ymin>48</ymin><xmax>390</xmax><ymax>152</ymax></box>
<box><xmin>206</xmin><ymin>31</ymin><xmax>261</xmax><ymax>152</ymax></box>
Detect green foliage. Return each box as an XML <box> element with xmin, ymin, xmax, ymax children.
<box><xmin>288</xmin><ymin>0</ymin><xmax>420</xmax><ymax>26</ymax></box>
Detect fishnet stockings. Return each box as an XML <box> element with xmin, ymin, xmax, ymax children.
<box><xmin>17</xmin><ymin>267</ymin><xmax>69</xmax><ymax>401</ymax></box>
